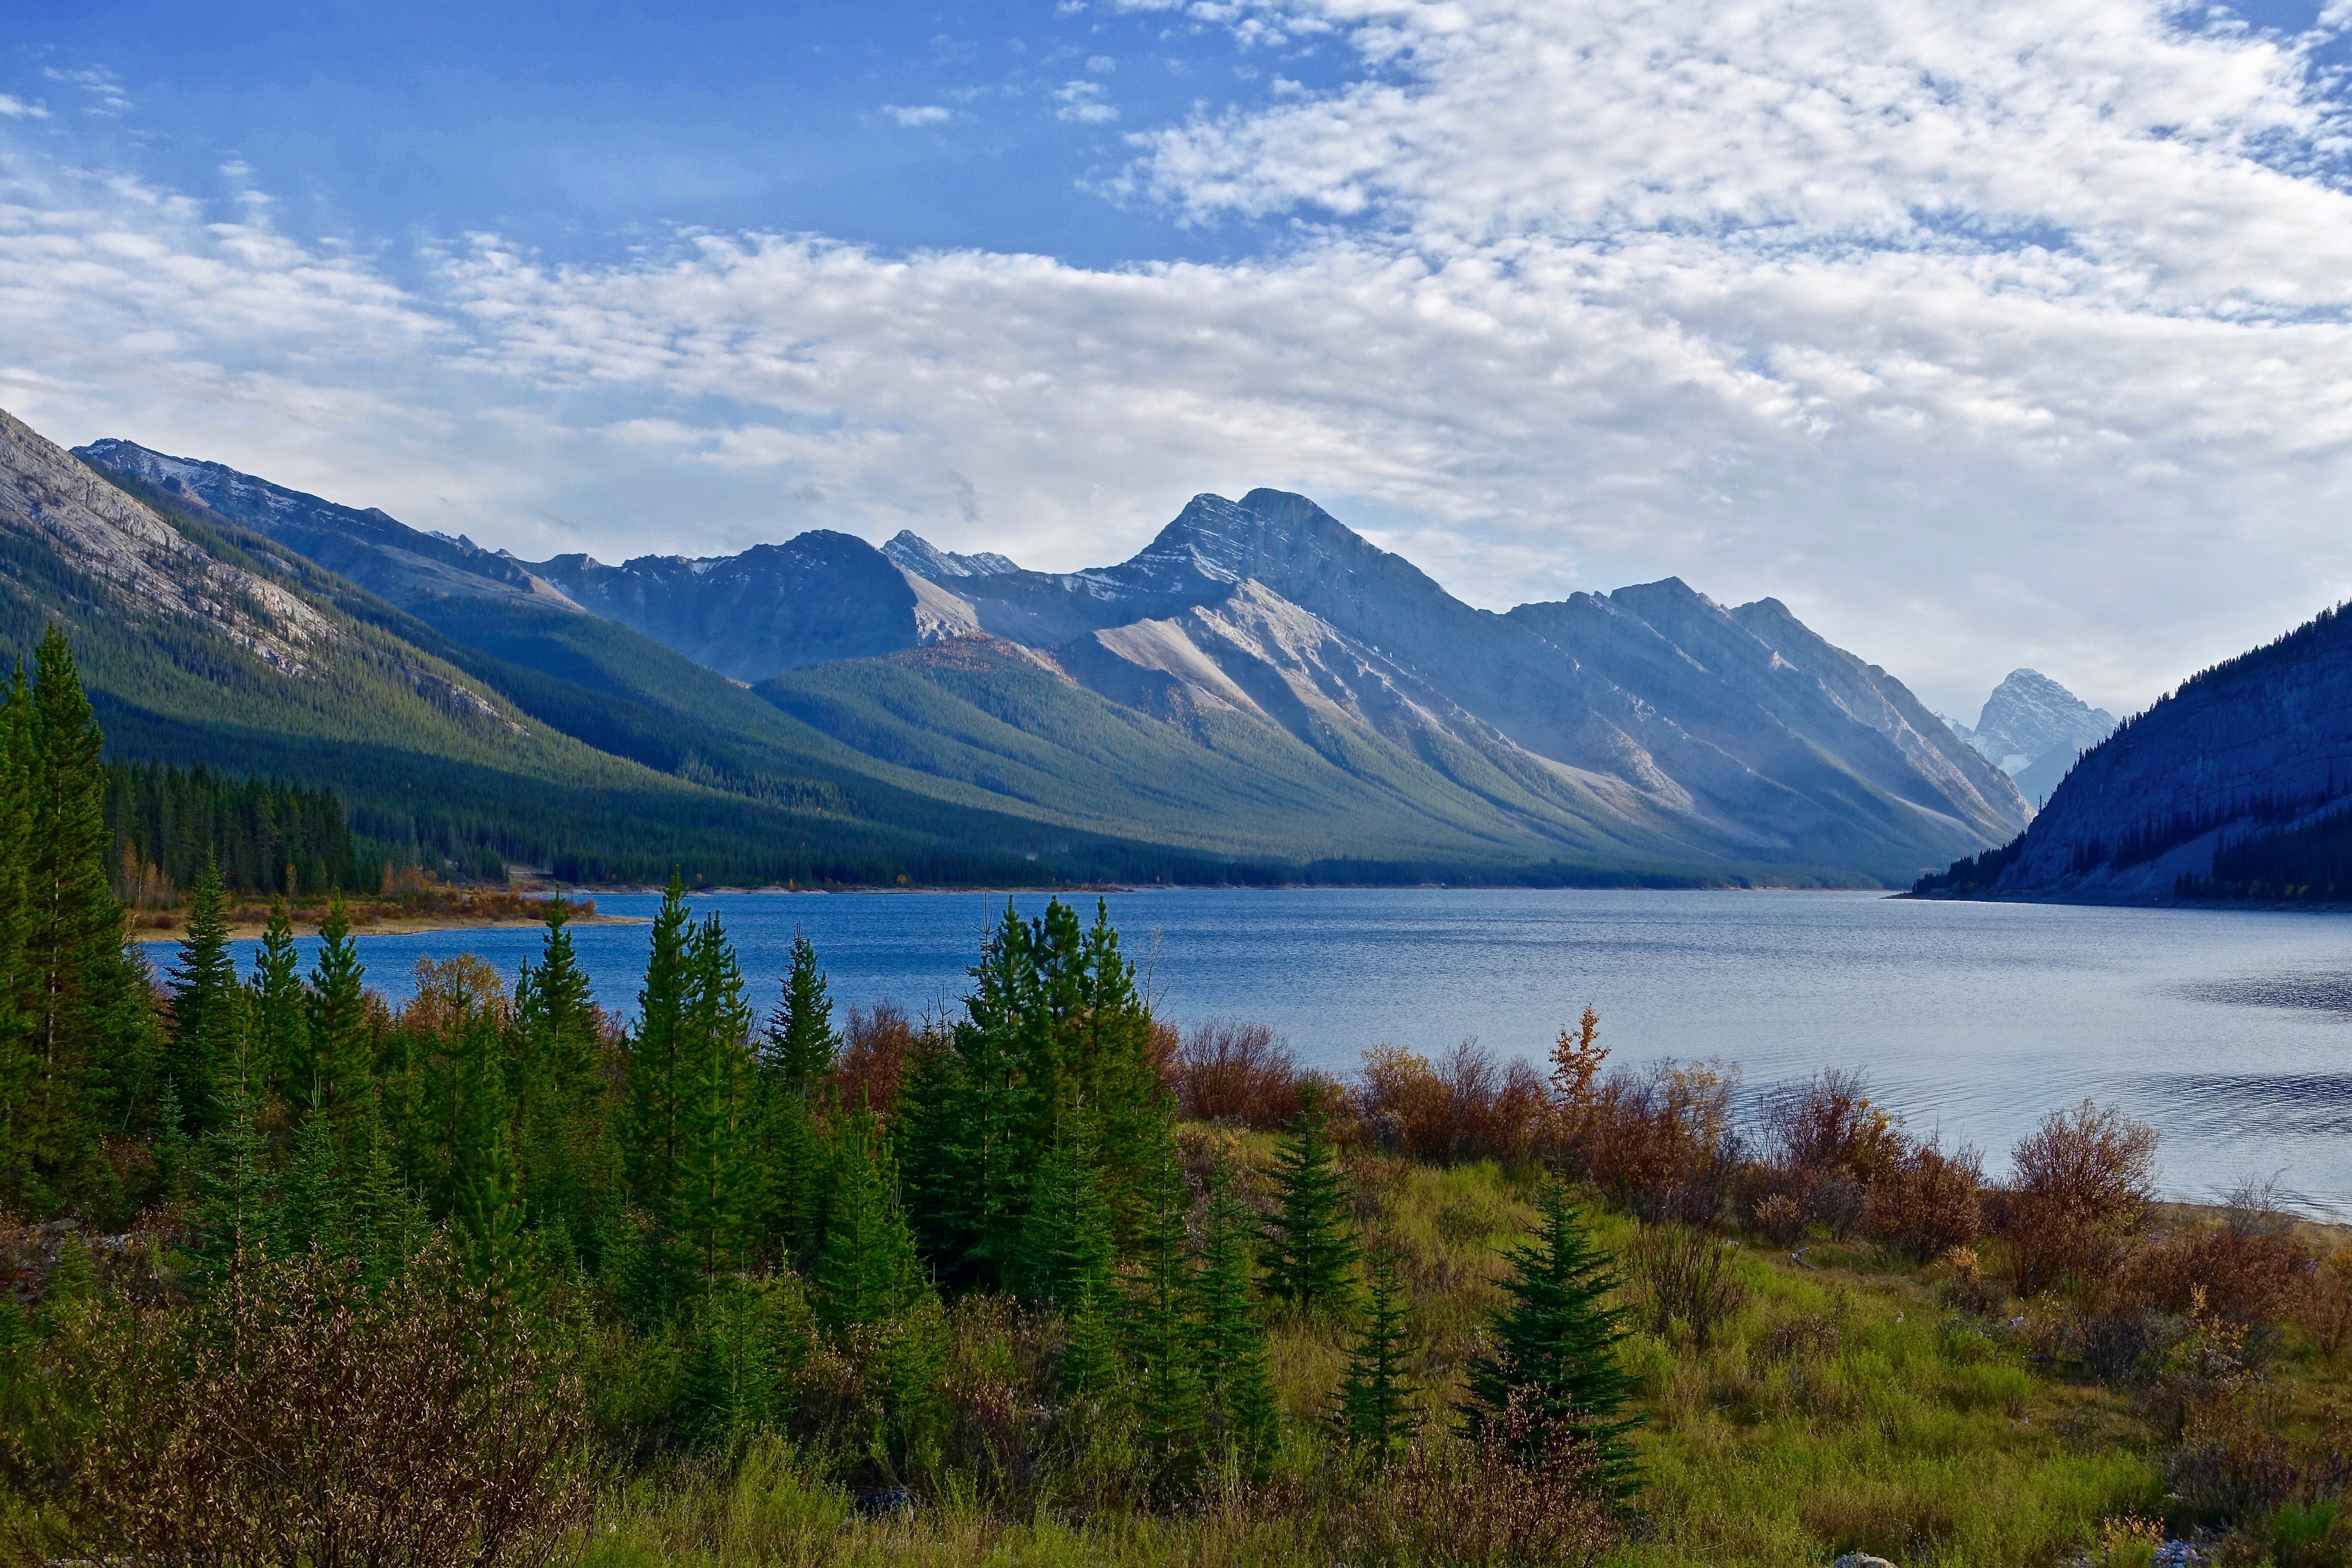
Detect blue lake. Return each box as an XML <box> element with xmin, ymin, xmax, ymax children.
<box><xmin>150</xmin><ymin>889</ymin><xmax>2352</xmax><ymax>1215</ymax></box>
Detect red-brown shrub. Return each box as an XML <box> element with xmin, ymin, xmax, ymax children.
<box><xmin>1762</xmin><ymin>1068</ymin><xmax>1905</xmax><ymax>1186</ymax></box>
<box><xmin>1569</xmin><ymin>1058</ymin><xmax>1740</xmax><ymax>1216</ymax></box>
<box><xmin>1864</xmin><ymin>1138</ymin><xmax>1985</xmax><ymax>1260</ymax></box>
<box><xmin>833</xmin><ymin>1001</ymin><xmax>924</xmax><ymax>1115</ymax></box>
<box><xmin>2000</xmin><ymin>1099</ymin><xmax>2159</xmax><ymax>1296</ymax></box>
<box><xmin>2125</xmin><ymin>1223</ymin><xmax>2315</xmax><ymax>1329</ymax></box>
<box><xmin>1355</xmin><ymin>1041</ymin><xmax>1549</xmax><ymax>1165</ymax></box>
<box><xmin>1174</xmin><ymin>1020</ymin><xmax>1305</xmax><ymax>1128</ymax></box>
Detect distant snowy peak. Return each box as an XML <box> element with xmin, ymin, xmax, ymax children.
<box><xmin>882</xmin><ymin>530</ymin><xmax>1020</xmax><ymax>582</ymax></box>
<box><xmin>1966</xmin><ymin>669</ymin><xmax>2117</xmax><ymax>776</ymax></box>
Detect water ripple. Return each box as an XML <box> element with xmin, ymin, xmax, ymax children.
<box><xmin>2180</xmin><ymin>973</ymin><xmax>2352</xmax><ymax>1015</ymax></box>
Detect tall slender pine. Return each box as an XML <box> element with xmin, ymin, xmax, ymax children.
<box><xmin>675</xmin><ymin>914</ymin><xmax>756</xmax><ymax>1282</ymax></box>
<box><xmin>1261</xmin><ymin>1086</ymin><xmax>1357</xmax><ymax>1312</ymax></box>
<box><xmin>308</xmin><ymin>892</ymin><xmax>371</xmax><ymax>1138</ymax></box>
<box><xmin>247</xmin><ymin>899</ymin><xmax>309</xmax><ymax>1108</ymax></box>
<box><xmin>1331</xmin><ymin>1251</ymin><xmax>1417</xmax><ymax>1461</ymax></box>
<box><xmin>1191</xmin><ymin>1162</ymin><xmax>1280</xmax><ymax>1463</ymax></box>
<box><xmin>162</xmin><ymin>854</ymin><xmax>237</xmax><ymax>1133</ymax></box>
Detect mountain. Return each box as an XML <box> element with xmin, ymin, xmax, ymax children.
<box><xmin>1917</xmin><ymin>603</ymin><xmax>2352</xmax><ymax>900</ymax></box>
<box><xmin>31</xmin><ymin>414</ymin><xmax>1244</xmax><ymax>887</ymax></box>
<box><xmin>1948</xmin><ymin>668</ymin><xmax>2117</xmax><ymax>807</ymax></box>
<box><xmin>64</xmin><ymin>429</ymin><xmax>2026</xmax><ymax>885</ymax></box>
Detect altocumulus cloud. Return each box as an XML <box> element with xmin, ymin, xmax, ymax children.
<box><xmin>8</xmin><ymin>0</ymin><xmax>2352</xmax><ymax>712</ymax></box>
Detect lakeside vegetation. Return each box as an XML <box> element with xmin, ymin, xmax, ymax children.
<box><xmin>6</xmin><ymin>626</ymin><xmax>2352</xmax><ymax>1564</ymax></box>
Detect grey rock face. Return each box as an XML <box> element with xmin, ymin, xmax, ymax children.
<box><xmin>527</xmin><ymin>536</ymin><xmax>927</xmax><ymax>684</ymax></box>
<box><xmin>73</xmin><ymin>438</ymin><xmax>581</xmax><ymax>614</ymax></box>
<box><xmin>1966</xmin><ymin>668</ymin><xmax>2117</xmax><ymax>777</ymax></box>
<box><xmin>882</xmin><ymin>530</ymin><xmax>1020</xmax><ymax>580</ymax></box>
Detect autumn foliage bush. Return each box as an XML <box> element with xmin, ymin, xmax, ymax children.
<box><xmin>1357</xmin><ymin>1041</ymin><xmax>1550</xmax><ymax>1165</ymax></box>
<box><xmin>1998</xmin><ymin>1099</ymin><xmax>2160</xmax><ymax>1296</ymax></box>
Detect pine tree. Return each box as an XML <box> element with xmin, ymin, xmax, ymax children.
<box><xmin>162</xmin><ymin>853</ymin><xmax>237</xmax><ymax>1133</ymax></box>
<box><xmin>675</xmin><ymin>914</ymin><xmax>756</xmax><ymax>1282</ymax></box>
<box><xmin>625</xmin><ymin>876</ymin><xmax>692</xmax><ymax>1216</ymax></box>
<box><xmin>943</xmin><ymin>900</ymin><xmax>1047</xmax><ymax>1286</ymax></box>
<box><xmin>1331</xmin><ymin>1251</ymin><xmax>1416</xmax><ymax>1462</ymax></box>
<box><xmin>1261</xmin><ymin>1086</ymin><xmax>1357</xmax><ymax>1312</ymax></box>
<box><xmin>1124</xmin><ymin>1136</ymin><xmax>1204</xmax><ymax>1480</ymax></box>
<box><xmin>0</xmin><ymin>663</ymin><xmax>30</xmax><ymax>1194</ymax></box>
<box><xmin>891</xmin><ymin>1021</ymin><xmax>969</xmax><ymax>1278</ymax></box>
<box><xmin>1464</xmin><ymin>1182</ymin><xmax>1642</xmax><ymax>1494</ymax></box>
<box><xmin>813</xmin><ymin>1120</ymin><xmax>926</xmax><ymax>1334</ymax></box>
<box><xmin>514</xmin><ymin>900</ymin><xmax>602</xmax><ymax>1246</ymax></box>
<box><xmin>1191</xmin><ymin>1162</ymin><xmax>1279</xmax><ymax>1463</ymax></box>
<box><xmin>191</xmin><ymin>1071</ymin><xmax>277</xmax><ymax>1284</ymax></box>
<box><xmin>452</xmin><ymin>994</ymin><xmax>536</xmax><ymax>1314</ymax></box>
<box><xmin>1062</xmin><ymin>898</ymin><xmax>1167</xmax><ymax>1226</ymax></box>
<box><xmin>307</xmin><ymin>892</ymin><xmax>371</xmax><ymax>1135</ymax></box>
<box><xmin>280</xmin><ymin>1102</ymin><xmax>348</xmax><ymax>1256</ymax></box>
<box><xmin>1014</xmin><ymin>1115</ymin><xmax>1117</xmax><ymax>1311</ymax></box>
<box><xmin>764</xmin><ymin>926</ymin><xmax>837</xmax><ymax>1093</ymax></box>
<box><xmin>8</xmin><ymin>628</ymin><xmax>129</xmax><ymax>1213</ymax></box>
<box><xmin>247</xmin><ymin>899</ymin><xmax>310</xmax><ymax>1108</ymax></box>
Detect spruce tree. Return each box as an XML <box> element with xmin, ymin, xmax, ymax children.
<box><xmin>763</xmin><ymin>926</ymin><xmax>837</xmax><ymax>1093</ymax></box>
<box><xmin>307</xmin><ymin>892</ymin><xmax>371</xmax><ymax>1136</ymax></box>
<box><xmin>247</xmin><ymin>899</ymin><xmax>310</xmax><ymax>1108</ymax></box>
<box><xmin>162</xmin><ymin>854</ymin><xmax>237</xmax><ymax>1133</ymax></box>
<box><xmin>1191</xmin><ymin>1162</ymin><xmax>1279</xmax><ymax>1463</ymax></box>
<box><xmin>1260</xmin><ymin>1086</ymin><xmax>1356</xmax><ymax>1312</ymax></box>
<box><xmin>1015</xmin><ymin>1118</ymin><xmax>1118</xmax><ymax>1314</ymax></box>
<box><xmin>514</xmin><ymin>900</ymin><xmax>602</xmax><ymax>1246</ymax></box>
<box><xmin>1124</xmin><ymin>1136</ymin><xmax>1204</xmax><ymax>1480</ymax></box>
<box><xmin>0</xmin><ymin>664</ymin><xmax>29</xmax><ymax>1192</ymax></box>
<box><xmin>280</xmin><ymin>1104</ymin><xmax>348</xmax><ymax>1256</ymax></box>
<box><xmin>1465</xmin><ymin>1182</ymin><xmax>1642</xmax><ymax>1494</ymax></box>
<box><xmin>625</xmin><ymin>876</ymin><xmax>692</xmax><ymax>1215</ymax></box>
<box><xmin>944</xmin><ymin>900</ymin><xmax>1048</xmax><ymax>1286</ymax></box>
<box><xmin>452</xmin><ymin>995</ymin><xmax>536</xmax><ymax>1314</ymax></box>
<box><xmin>812</xmin><ymin>1120</ymin><xmax>925</xmax><ymax>1334</ymax></box>
<box><xmin>191</xmin><ymin>1071</ymin><xmax>277</xmax><ymax>1284</ymax></box>
<box><xmin>9</xmin><ymin>628</ymin><xmax>127</xmax><ymax>1213</ymax></box>
<box><xmin>675</xmin><ymin>914</ymin><xmax>756</xmax><ymax>1282</ymax></box>
<box><xmin>1331</xmin><ymin>1251</ymin><xmax>1416</xmax><ymax>1462</ymax></box>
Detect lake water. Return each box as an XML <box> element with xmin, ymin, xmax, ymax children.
<box><xmin>152</xmin><ymin>889</ymin><xmax>2352</xmax><ymax>1216</ymax></box>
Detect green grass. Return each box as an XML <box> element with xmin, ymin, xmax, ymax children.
<box><xmin>580</xmin><ymin>1142</ymin><xmax>2219</xmax><ymax>1567</ymax></box>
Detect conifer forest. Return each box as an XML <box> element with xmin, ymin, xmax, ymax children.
<box><xmin>7</xmin><ymin>627</ymin><xmax>2352</xmax><ymax>1567</ymax></box>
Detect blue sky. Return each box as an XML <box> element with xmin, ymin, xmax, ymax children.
<box><xmin>8</xmin><ymin>0</ymin><xmax>2352</xmax><ymax>718</ymax></box>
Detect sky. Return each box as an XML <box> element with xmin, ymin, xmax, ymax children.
<box><xmin>6</xmin><ymin>0</ymin><xmax>2352</xmax><ymax>720</ymax></box>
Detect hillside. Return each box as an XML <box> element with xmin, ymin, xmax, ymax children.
<box><xmin>65</xmin><ymin>429</ymin><xmax>2028</xmax><ymax>885</ymax></box>
<box><xmin>1915</xmin><ymin>601</ymin><xmax>2352</xmax><ymax>900</ymax></box>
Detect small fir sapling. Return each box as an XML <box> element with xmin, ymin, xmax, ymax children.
<box><xmin>1261</xmin><ymin>1082</ymin><xmax>1358</xmax><ymax>1312</ymax></box>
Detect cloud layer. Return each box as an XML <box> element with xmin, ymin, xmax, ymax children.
<box><xmin>9</xmin><ymin>0</ymin><xmax>2352</xmax><ymax>716</ymax></box>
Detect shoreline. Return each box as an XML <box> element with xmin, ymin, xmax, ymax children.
<box><xmin>131</xmin><ymin>910</ymin><xmax>649</xmax><ymax>943</ymax></box>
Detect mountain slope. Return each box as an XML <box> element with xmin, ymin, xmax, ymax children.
<box><xmin>1980</xmin><ymin>604</ymin><xmax>2352</xmax><ymax>897</ymax></box>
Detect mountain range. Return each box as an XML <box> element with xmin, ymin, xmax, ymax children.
<box><xmin>5</xmin><ymin>414</ymin><xmax>2033</xmax><ymax>886</ymax></box>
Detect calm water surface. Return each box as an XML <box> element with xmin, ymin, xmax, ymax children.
<box><xmin>155</xmin><ymin>890</ymin><xmax>2352</xmax><ymax>1214</ymax></box>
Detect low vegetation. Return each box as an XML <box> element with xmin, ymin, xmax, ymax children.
<box><xmin>4</xmin><ymin>630</ymin><xmax>2352</xmax><ymax>1565</ymax></box>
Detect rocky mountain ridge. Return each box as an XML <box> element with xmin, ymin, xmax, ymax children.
<box><xmin>1944</xmin><ymin>668</ymin><xmax>2117</xmax><ymax>807</ymax></box>
<box><xmin>67</xmin><ymin>432</ymin><xmax>2030</xmax><ymax>881</ymax></box>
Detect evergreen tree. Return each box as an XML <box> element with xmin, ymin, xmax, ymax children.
<box><xmin>1191</xmin><ymin>1162</ymin><xmax>1279</xmax><ymax>1463</ymax></box>
<box><xmin>307</xmin><ymin>892</ymin><xmax>371</xmax><ymax>1135</ymax></box>
<box><xmin>891</xmin><ymin>1021</ymin><xmax>968</xmax><ymax>1277</ymax></box>
<box><xmin>1124</xmin><ymin>1136</ymin><xmax>1204</xmax><ymax>1479</ymax></box>
<box><xmin>763</xmin><ymin>926</ymin><xmax>837</xmax><ymax>1093</ymax></box>
<box><xmin>514</xmin><ymin>900</ymin><xmax>602</xmax><ymax>1246</ymax></box>
<box><xmin>1014</xmin><ymin>1117</ymin><xmax>1117</xmax><ymax>1313</ymax></box>
<box><xmin>8</xmin><ymin>628</ymin><xmax>130</xmax><ymax>1213</ymax></box>
<box><xmin>161</xmin><ymin>853</ymin><xmax>237</xmax><ymax>1133</ymax></box>
<box><xmin>1062</xmin><ymin>898</ymin><xmax>1167</xmax><ymax>1226</ymax></box>
<box><xmin>675</xmin><ymin>914</ymin><xmax>756</xmax><ymax>1282</ymax></box>
<box><xmin>280</xmin><ymin>1104</ymin><xmax>348</xmax><ymax>1256</ymax></box>
<box><xmin>1260</xmin><ymin>1086</ymin><xmax>1357</xmax><ymax>1312</ymax></box>
<box><xmin>942</xmin><ymin>900</ymin><xmax>1047</xmax><ymax>1286</ymax></box>
<box><xmin>191</xmin><ymin>1071</ymin><xmax>277</xmax><ymax>1283</ymax></box>
<box><xmin>0</xmin><ymin>664</ymin><xmax>29</xmax><ymax>1193</ymax></box>
<box><xmin>813</xmin><ymin>1120</ymin><xmax>925</xmax><ymax>1334</ymax></box>
<box><xmin>451</xmin><ymin>992</ymin><xmax>535</xmax><ymax>1314</ymax></box>
<box><xmin>1464</xmin><ymin>1182</ymin><xmax>1642</xmax><ymax>1494</ymax></box>
<box><xmin>1330</xmin><ymin>1252</ymin><xmax>1416</xmax><ymax>1462</ymax></box>
<box><xmin>625</xmin><ymin>876</ymin><xmax>692</xmax><ymax>1216</ymax></box>
<box><xmin>247</xmin><ymin>899</ymin><xmax>310</xmax><ymax>1108</ymax></box>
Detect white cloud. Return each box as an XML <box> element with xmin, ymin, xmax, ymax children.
<box><xmin>10</xmin><ymin>0</ymin><xmax>2352</xmax><ymax>715</ymax></box>
<box><xmin>42</xmin><ymin>67</ymin><xmax>132</xmax><ymax>118</ymax></box>
<box><xmin>0</xmin><ymin>96</ymin><xmax>47</xmax><ymax>120</ymax></box>
<box><xmin>1087</xmin><ymin>54</ymin><xmax>1119</xmax><ymax>73</ymax></box>
<box><xmin>884</xmin><ymin>104</ymin><xmax>952</xmax><ymax>127</ymax></box>
<box><xmin>1053</xmin><ymin>80</ymin><xmax>1119</xmax><ymax>122</ymax></box>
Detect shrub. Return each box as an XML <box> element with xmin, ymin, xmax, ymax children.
<box><xmin>1572</xmin><ymin>1058</ymin><xmax>1740</xmax><ymax>1216</ymax></box>
<box><xmin>1357</xmin><ymin>1041</ymin><xmax>1549</xmax><ymax>1165</ymax></box>
<box><xmin>2127</xmin><ymin>1224</ymin><xmax>2315</xmax><ymax>1329</ymax></box>
<box><xmin>1753</xmin><ymin>1192</ymin><xmax>1806</xmax><ymax>1246</ymax></box>
<box><xmin>1762</xmin><ymin>1068</ymin><xmax>1904</xmax><ymax>1186</ymax></box>
<box><xmin>1175</xmin><ymin>1020</ymin><xmax>1305</xmax><ymax>1128</ymax></box>
<box><xmin>16</xmin><ymin>1237</ymin><xmax>586</xmax><ymax>1567</ymax></box>
<box><xmin>1624</xmin><ymin>1223</ymin><xmax>1752</xmax><ymax>1350</ymax></box>
<box><xmin>2001</xmin><ymin>1100</ymin><xmax>2158</xmax><ymax>1296</ymax></box>
<box><xmin>833</xmin><ymin>1000</ymin><xmax>923</xmax><ymax>1115</ymax></box>
<box><xmin>1865</xmin><ymin>1138</ymin><xmax>1985</xmax><ymax>1260</ymax></box>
